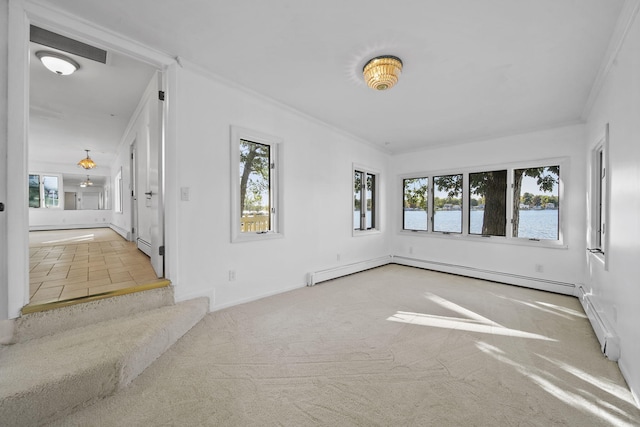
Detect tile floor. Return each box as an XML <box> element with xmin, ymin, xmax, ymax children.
<box><xmin>29</xmin><ymin>228</ymin><xmax>162</xmax><ymax>305</ymax></box>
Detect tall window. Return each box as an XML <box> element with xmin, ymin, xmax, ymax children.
<box><xmin>469</xmin><ymin>170</ymin><xmax>507</xmax><ymax>236</ymax></box>
<box><xmin>433</xmin><ymin>174</ymin><xmax>462</xmax><ymax>233</ymax></box>
<box><xmin>239</xmin><ymin>139</ymin><xmax>271</xmax><ymax>233</ymax></box>
<box><xmin>114</xmin><ymin>168</ymin><xmax>123</xmax><ymax>213</ymax></box>
<box><xmin>403</xmin><ymin>177</ymin><xmax>428</xmax><ymax>231</ymax></box>
<box><xmin>230</xmin><ymin>126</ymin><xmax>281</xmax><ymax>242</ymax></box>
<box><xmin>513</xmin><ymin>166</ymin><xmax>559</xmax><ymax>240</ymax></box>
<box><xmin>592</xmin><ymin>140</ymin><xmax>607</xmax><ymax>253</ymax></box>
<box><xmin>29</xmin><ymin>174</ymin><xmax>60</xmax><ymax>208</ymax></box>
<box><xmin>354</xmin><ymin>167</ymin><xmax>378</xmax><ymax>232</ymax></box>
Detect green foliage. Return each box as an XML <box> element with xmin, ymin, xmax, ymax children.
<box><xmin>240</xmin><ymin>140</ymin><xmax>270</xmax><ymax>213</ymax></box>
<box><xmin>403</xmin><ymin>178</ymin><xmax>428</xmax><ymax>210</ymax></box>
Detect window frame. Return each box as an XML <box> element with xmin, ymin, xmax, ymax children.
<box><xmin>114</xmin><ymin>168</ymin><xmax>123</xmax><ymax>214</ymax></box>
<box><xmin>398</xmin><ymin>158</ymin><xmax>566</xmax><ymax>248</ymax></box>
<box><xmin>28</xmin><ymin>172</ymin><xmax>63</xmax><ymax>209</ymax></box>
<box><xmin>589</xmin><ymin>125</ymin><xmax>609</xmax><ymax>264</ymax></box>
<box><xmin>402</xmin><ymin>176</ymin><xmax>429</xmax><ymax>232</ymax></box>
<box><xmin>432</xmin><ymin>173</ymin><xmax>464</xmax><ymax>235</ymax></box>
<box><xmin>230</xmin><ymin>126</ymin><xmax>283</xmax><ymax>243</ymax></box>
<box><xmin>353</xmin><ymin>164</ymin><xmax>380</xmax><ymax>236</ymax></box>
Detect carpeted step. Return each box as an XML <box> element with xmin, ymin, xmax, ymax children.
<box><xmin>11</xmin><ymin>285</ymin><xmax>176</xmax><ymax>344</ymax></box>
<box><xmin>0</xmin><ymin>297</ymin><xmax>208</xmax><ymax>427</ymax></box>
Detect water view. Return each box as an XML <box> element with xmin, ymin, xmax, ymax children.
<box><xmin>403</xmin><ymin>209</ymin><xmax>558</xmax><ymax>239</ymax></box>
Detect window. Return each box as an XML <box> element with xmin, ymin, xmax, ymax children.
<box><xmin>433</xmin><ymin>174</ymin><xmax>462</xmax><ymax>233</ymax></box>
<box><xmin>596</xmin><ymin>149</ymin><xmax>606</xmax><ymax>250</ymax></box>
<box><xmin>400</xmin><ymin>160</ymin><xmax>564</xmax><ymax>246</ymax></box>
<box><xmin>354</xmin><ymin>166</ymin><xmax>379</xmax><ymax>232</ymax></box>
<box><xmin>513</xmin><ymin>166</ymin><xmax>559</xmax><ymax>240</ymax></box>
<box><xmin>403</xmin><ymin>177</ymin><xmax>428</xmax><ymax>231</ymax></box>
<box><xmin>469</xmin><ymin>170</ymin><xmax>507</xmax><ymax>236</ymax></box>
<box><xmin>114</xmin><ymin>168</ymin><xmax>123</xmax><ymax>213</ymax></box>
<box><xmin>230</xmin><ymin>126</ymin><xmax>282</xmax><ymax>242</ymax></box>
<box><xmin>591</xmin><ymin>130</ymin><xmax>608</xmax><ymax>254</ymax></box>
<box><xmin>28</xmin><ymin>174</ymin><xmax>61</xmax><ymax>208</ymax></box>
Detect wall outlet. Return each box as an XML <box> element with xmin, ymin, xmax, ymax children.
<box><xmin>535</xmin><ymin>264</ymin><xmax>544</xmax><ymax>273</ymax></box>
<box><xmin>409</xmin><ymin>246</ymin><xmax>413</xmax><ymax>255</ymax></box>
<box><xmin>228</xmin><ymin>270</ymin><xmax>236</xmax><ymax>281</ymax></box>
<box><xmin>337</xmin><ymin>253</ymin><xmax>341</xmax><ymax>262</ymax></box>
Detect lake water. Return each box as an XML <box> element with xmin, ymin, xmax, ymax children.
<box><xmin>403</xmin><ymin>209</ymin><xmax>558</xmax><ymax>239</ymax></box>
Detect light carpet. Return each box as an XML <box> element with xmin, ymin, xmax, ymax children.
<box><xmin>47</xmin><ymin>265</ymin><xmax>640</xmax><ymax>426</ymax></box>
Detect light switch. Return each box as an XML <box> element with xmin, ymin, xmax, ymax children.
<box><xmin>181</xmin><ymin>187</ymin><xmax>190</xmax><ymax>201</ymax></box>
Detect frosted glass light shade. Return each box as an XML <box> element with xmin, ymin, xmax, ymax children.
<box><xmin>36</xmin><ymin>51</ymin><xmax>79</xmax><ymax>76</ymax></box>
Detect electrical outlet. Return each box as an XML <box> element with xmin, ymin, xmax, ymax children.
<box><xmin>409</xmin><ymin>246</ymin><xmax>413</xmax><ymax>255</ymax></box>
<box><xmin>229</xmin><ymin>270</ymin><xmax>236</xmax><ymax>281</ymax></box>
<box><xmin>535</xmin><ymin>264</ymin><xmax>544</xmax><ymax>273</ymax></box>
<box><xmin>337</xmin><ymin>253</ymin><xmax>341</xmax><ymax>261</ymax></box>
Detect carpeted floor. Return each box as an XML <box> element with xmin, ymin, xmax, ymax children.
<box><xmin>48</xmin><ymin>265</ymin><xmax>640</xmax><ymax>426</ymax></box>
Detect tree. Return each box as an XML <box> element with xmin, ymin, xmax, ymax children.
<box><xmin>403</xmin><ymin>178</ymin><xmax>428</xmax><ymax>211</ymax></box>
<box><xmin>512</xmin><ymin>166</ymin><xmax>558</xmax><ymax>236</ymax></box>
<box><xmin>470</xmin><ymin>171</ymin><xmax>507</xmax><ymax>235</ymax></box>
<box><xmin>239</xmin><ymin>141</ymin><xmax>270</xmax><ymax>215</ymax></box>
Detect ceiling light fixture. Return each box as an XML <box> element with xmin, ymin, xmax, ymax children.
<box><xmin>77</xmin><ymin>149</ymin><xmax>97</xmax><ymax>170</ymax></box>
<box><xmin>35</xmin><ymin>50</ymin><xmax>80</xmax><ymax>75</ymax></box>
<box><xmin>363</xmin><ymin>55</ymin><xmax>403</xmax><ymax>91</ymax></box>
<box><xmin>80</xmin><ymin>176</ymin><xmax>93</xmax><ymax>188</ymax></box>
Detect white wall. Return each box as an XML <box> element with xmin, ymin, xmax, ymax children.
<box><xmin>29</xmin><ymin>209</ymin><xmax>112</xmax><ymax>230</ymax></box>
<box><xmin>584</xmin><ymin>9</ymin><xmax>640</xmax><ymax>403</ymax></box>
<box><xmin>169</xmin><ymin>64</ymin><xmax>390</xmax><ymax>309</ymax></box>
<box><xmin>389</xmin><ymin>124</ymin><xmax>587</xmax><ymax>292</ymax></box>
<box><xmin>0</xmin><ymin>0</ymin><xmax>9</xmax><ymax>322</ymax></box>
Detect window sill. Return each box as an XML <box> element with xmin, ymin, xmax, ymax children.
<box><xmin>398</xmin><ymin>230</ymin><xmax>567</xmax><ymax>249</ymax></box>
<box><xmin>353</xmin><ymin>228</ymin><xmax>381</xmax><ymax>237</ymax></box>
<box><xmin>231</xmin><ymin>231</ymin><xmax>284</xmax><ymax>243</ymax></box>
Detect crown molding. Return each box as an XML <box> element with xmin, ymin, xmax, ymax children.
<box><xmin>581</xmin><ymin>0</ymin><xmax>640</xmax><ymax>120</ymax></box>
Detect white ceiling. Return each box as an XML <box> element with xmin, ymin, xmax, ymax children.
<box><xmin>29</xmin><ymin>40</ymin><xmax>156</xmax><ymax>173</ymax></box>
<box><xmin>30</xmin><ymin>0</ymin><xmax>626</xmax><ymax>156</ymax></box>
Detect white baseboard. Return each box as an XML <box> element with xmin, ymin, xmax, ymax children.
<box><xmin>618</xmin><ymin>359</ymin><xmax>640</xmax><ymax>407</ymax></box>
<box><xmin>109</xmin><ymin>224</ymin><xmax>130</xmax><ymax>240</ymax></box>
<box><xmin>391</xmin><ymin>256</ymin><xmax>576</xmax><ymax>296</ymax></box>
<box><xmin>0</xmin><ymin>319</ymin><xmax>16</xmax><ymax>345</ymax></box>
<box><xmin>210</xmin><ymin>283</ymin><xmax>306</xmax><ymax>312</ymax></box>
<box><xmin>29</xmin><ymin>224</ymin><xmax>108</xmax><ymax>231</ymax></box>
<box><xmin>307</xmin><ymin>256</ymin><xmax>392</xmax><ymax>286</ymax></box>
<box><xmin>174</xmin><ymin>287</ymin><xmax>215</xmax><ymax>312</ymax></box>
<box><xmin>576</xmin><ymin>285</ymin><xmax>620</xmax><ymax>360</ymax></box>
<box><xmin>137</xmin><ymin>238</ymin><xmax>151</xmax><ymax>256</ymax></box>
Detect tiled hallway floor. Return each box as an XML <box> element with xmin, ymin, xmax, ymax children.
<box><xmin>29</xmin><ymin>228</ymin><xmax>162</xmax><ymax>305</ymax></box>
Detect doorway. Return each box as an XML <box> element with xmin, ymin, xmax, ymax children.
<box><xmin>25</xmin><ymin>23</ymin><xmax>166</xmax><ymax>308</ymax></box>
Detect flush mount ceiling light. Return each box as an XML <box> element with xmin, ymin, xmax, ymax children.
<box><xmin>80</xmin><ymin>176</ymin><xmax>93</xmax><ymax>188</ymax></box>
<box><xmin>77</xmin><ymin>149</ymin><xmax>96</xmax><ymax>170</ymax></box>
<box><xmin>35</xmin><ymin>50</ymin><xmax>80</xmax><ymax>75</ymax></box>
<box><xmin>363</xmin><ymin>55</ymin><xmax>403</xmax><ymax>91</ymax></box>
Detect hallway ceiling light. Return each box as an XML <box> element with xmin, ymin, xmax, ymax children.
<box><xmin>35</xmin><ymin>51</ymin><xmax>80</xmax><ymax>76</ymax></box>
<box><xmin>363</xmin><ymin>56</ymin><xmax>403</xmax><ymax>91</ymax></box>
<box><xmin>80</xmin><ymin>176</ymin><xmax>93</xmax><ymax>188</ymax></box>
<box><xmin>77</xmin><ymin>150</ymin><xmax>97</xmax><ymax>169</ymax></box>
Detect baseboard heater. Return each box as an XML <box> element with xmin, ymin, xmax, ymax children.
<box><xmin>577</xmin><ymin>285</ymin><xmax>620</xmax><ymax>360</ymax></box>
<box><xmin>137</xmin><ymin>238</ymin><xmax>151</xmax><ymax>257</ymax></box>
<box><xmin>109</xmin><ymin>224</ymin><xmax>130</xmax><ymax>240</ymax></box>
<box><xmin>307</xmin><ymin>256</ymin><xmax>392</xmax><ymax>286</ymax></box>
<box><xmin>392</xmin><ymin>255</ymin><xmax>576</xmax><ymax>296</ymax></box>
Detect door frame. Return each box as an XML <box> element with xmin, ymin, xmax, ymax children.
<box><xmin>6</xmin><ymin>0</ymin><xmax>177</xmax><ymax>319</ymax></box>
